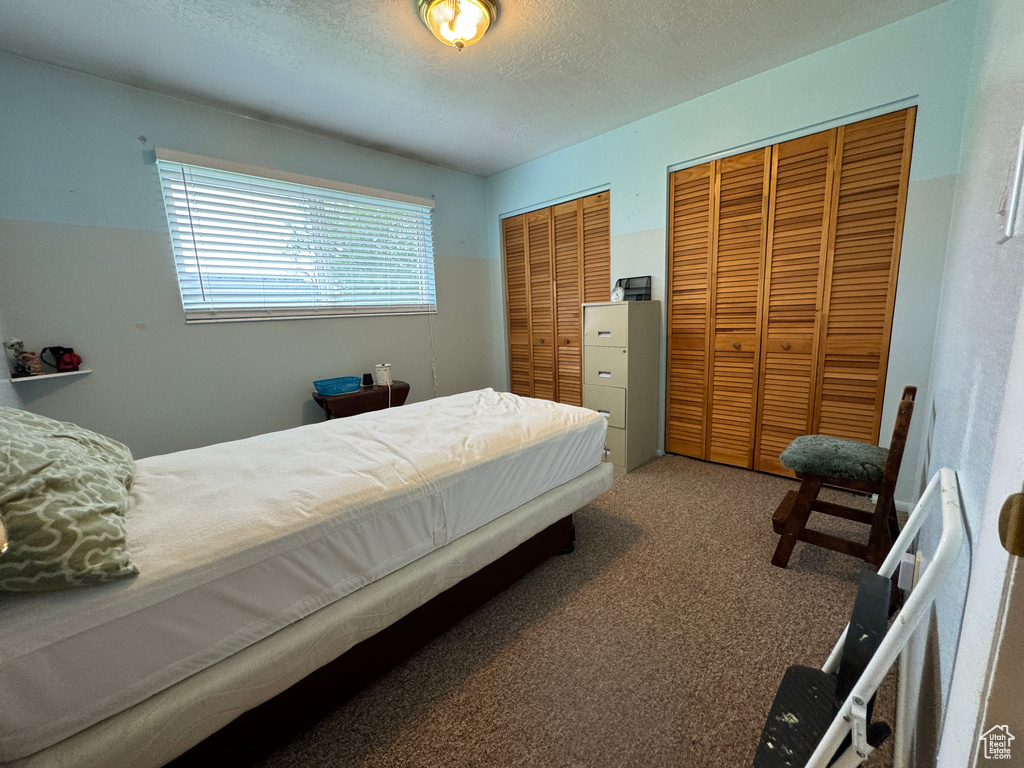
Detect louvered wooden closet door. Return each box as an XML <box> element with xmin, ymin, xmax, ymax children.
<box><xmin>503</xmin><ymin>192</ymin><xmax>610</xmax><ymax>404</ymax></box>
<box><xmin>815</xmin><ymin>108</ymin><xmax>916</xmax><ymax>443</ymax></box>
<box><xmin>526</xmin><ymin>209</ymin><xmax>556</xmax><ymax>400</ymax></box>
<box><xmin>581</xmin><ymin>192</ymin><xmax>611</xmax><ymax>302</ymax></box>
<box><xmin>754</xmin><ymin>130</ymin><xmax>835</xmax><ymax>474</ymax></box>
<box><xmin>666</xmin><ymin>162</ymin><xmax>713</xmax><ymax>458</ymax></box>
<box><xmin>707</xmin><ymin>148</ymin><xmax>771</xmax><ymax>467</ymax></box>
<box><xmin>553</xmin><ymin>200</ymin><xmax>583</xmax><ymax>406</ymax></box>
<box><xmin>502</xmin><ymin>214</ymin><xmax>532</xmax><ymax>397</ymax></box>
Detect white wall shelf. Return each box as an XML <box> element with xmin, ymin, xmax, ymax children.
<box><xmin>10</xmin><ymin>369</ymin><xmax>92</xmax><ymax>383</ymax></box>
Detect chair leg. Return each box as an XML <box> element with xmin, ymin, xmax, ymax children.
<box><xmin>866</xmin><ymin>496</ymin><xmax>896</xmax><ymax>569</ymax></box>
<box><xmin>885</xmin><ymin>506</ymin><xmax>904</xmax><ymax>609</ymax></box>
<box><xmin>772</xmin><ymin>476</ymin><xmax>823</xmax><ymax>568</ymax></box>
<box><xmin>887</xmin><ymin>504</ymin><xmax>901</xmax><ymax>546</ymax></box>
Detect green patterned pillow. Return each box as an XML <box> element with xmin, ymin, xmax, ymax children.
<box><xmin>0</xmin><ymin>407</ymin><xmax>139</xmax><ymax>592</ymax></box>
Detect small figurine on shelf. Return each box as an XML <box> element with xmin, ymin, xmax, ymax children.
<box><xmin>3</xmin><ymin>338</ymin><xmax>33</xmax><ymax>378</ymax></box>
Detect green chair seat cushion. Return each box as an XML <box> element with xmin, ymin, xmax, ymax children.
<box><xmin>780</xmin><ymin>434</ymin><xmax>889</xmax><ymax>485</ymax></box>
<box><xmin>0</xmin><ymin>407</ymin><xmax>139</xmax><ymax>592</ymax></box>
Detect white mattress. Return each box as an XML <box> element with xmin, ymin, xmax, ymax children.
<box><xmin>0</xmin><ymin>389</ymin><xmax>606</xmax><ymax>762</ymax></box>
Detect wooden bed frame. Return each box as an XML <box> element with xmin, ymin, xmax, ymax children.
<box><xmin>166</xmin><ymin>516</ymin><xmax>576</xmax><ymax>767</ymax></box>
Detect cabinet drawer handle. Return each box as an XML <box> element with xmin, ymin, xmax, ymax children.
<box><xmin>782</xmin><ymin>342</ymin><xmax>791</xmax><ymax>350</ymax></box>
<box><xmin>733</xmin><ymin>342</ymin><xmax>741</xmax><ymax>350</ymax></box>
<box><xmin>598</xmin><ymin>330</ymin><xmax>611</xmax><ymax>338</ymax></box>
<box><xmin>597</xmin><ymin>409</ymin><xmax>611</xmax><ymax>418</ymax></box>
<box><xmin>598</xmin><ymin>370</ymin><xmax>612</xmax><ymax>378</ymax></box>
<box><xmin>564</xmin><ymin>338</ymin><xmax>570</xmax><ymax>344</ymax></box>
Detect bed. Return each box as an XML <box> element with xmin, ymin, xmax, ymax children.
<box><xmin>0</xmin><ymin>388</ymin><xmax>613</xmax><ymax>768</ymax></box>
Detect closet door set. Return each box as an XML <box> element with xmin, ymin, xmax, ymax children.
<box><xmin>504</xmin><ymin>107</ymin><xmax>916</xmax><ymax>477</ymax></box>
<box><xmin>501</xmin><ymin>193</ymin><xmax>661</xmax><ymax>475</ymax></box>
<box><xmin>502</xmin><ymin>191</ymin><xmax>611</xmax><ymax>407</ymax></box>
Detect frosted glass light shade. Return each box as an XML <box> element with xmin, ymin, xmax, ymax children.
<box><xmin>419</xmin><ymin>0</ymin><xmax>497</xmax><ymax>51</ymax></box>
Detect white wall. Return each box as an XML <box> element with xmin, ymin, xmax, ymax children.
<box><xmin>908</xmin><ymin>0</ymin><xmax>1024</xmax><ymax>762</ymax></box>
<box><xmin>484</xmin><ymin>0</ymin><xmax>977</xmax><ymax>505</ymax></box>
<box><xmin>0</xmin><ymin>305</ymin><xmax>23</xmax><ymax>409</ymax></box>
<box><xmin>0</xmin><ymin>53</ymin><xmax>495</xmax><ymax>458</ymax></box>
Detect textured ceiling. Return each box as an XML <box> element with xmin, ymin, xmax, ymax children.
<box><xmin>0</xmin><ymin>0</ymin><xmax>946</xmax><ymax>177</ymax></box>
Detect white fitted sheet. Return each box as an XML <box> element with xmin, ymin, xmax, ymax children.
<box><xmin>0</xmin><ymin>389</ymin><xmax>606</xmax><ymax>762</ymax></box>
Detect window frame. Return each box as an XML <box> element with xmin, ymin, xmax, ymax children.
<box><xmin>154</xmin><ymin>148</ymin><xmax>437</xmax><ymax>324</ymax></box>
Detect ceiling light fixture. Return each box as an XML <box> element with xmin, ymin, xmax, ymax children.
<box><xmin>418</xmin><ymin>0</ymin><xmax>497</xmax><ymax>51</ymax></box>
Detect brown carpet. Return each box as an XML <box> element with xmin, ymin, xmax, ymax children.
<box><xmin>257</xmin><ymin>456</ymin><xmax>896</xmax><ymax>768</ymax></box>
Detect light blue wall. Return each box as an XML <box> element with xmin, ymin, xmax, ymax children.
<box><xmin>0</xmin><ymin>54</ymin><xmax>487</xmax><ymax>258</ymax></box>
<box><xmin>0</xmin><ymin>52</ymin><xmax>493</xmax><ymax>458</ymax></box>
<box><xmin>484</xmin><ymin>0</ymin><xmax>977</xmax><ymax>504</ymax></box>
<box><xmin>911</xmin><ymin>0</ymin><xmax>1024</xmax><ymax>761</ymax></box>
<box><xmin>486</xmin><ymin>0</ymin><xmax>973</xmax><ymax>231</ymax></box>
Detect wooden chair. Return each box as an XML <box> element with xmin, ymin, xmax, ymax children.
<box><xmin>753</xmin><ymin>468</ymin><xmax>964</xmax><ymax>768</ymax></box>
<box><xmin>771</xmin><ymin>386</ymin><xmax>917</xmax><ymax>569</ymax></box>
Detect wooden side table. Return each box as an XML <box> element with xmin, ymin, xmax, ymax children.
<box><xmin>312</xmin><ymin>380</ymin><xmax>410</xmax><ymax>420</ymax></box>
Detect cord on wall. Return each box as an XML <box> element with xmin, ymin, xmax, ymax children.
<box><xmin>426</xmin><ymin>312</ymin><xmax>439</xmax><ymax>398</ymax></box>
<box><xmin>997</xmin><ymin>122</ymin><xmax>1024</xmax><ymax>244</ymax></box>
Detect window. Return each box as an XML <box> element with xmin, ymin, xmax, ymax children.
<box><xmin>155</xmin><ymin>149</ymin><xmax>436</xmax><ymax>322</ymax></box>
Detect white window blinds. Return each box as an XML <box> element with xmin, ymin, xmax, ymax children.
<box><xmin>155</xmin><ymin>149</ymin><xmax>436</xmax><ymax>322</ymax></box>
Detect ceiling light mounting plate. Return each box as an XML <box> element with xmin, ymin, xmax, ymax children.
<box><xmin>418</xmin><ymin>0</ymin><xmax>498</xmax><ymax>51</ymax></box>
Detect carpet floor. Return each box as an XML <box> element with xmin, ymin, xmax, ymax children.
<box><xmin>257</xmin><ymin>455</ymin><xmax>896</xmax><ymax>768</ymax></box>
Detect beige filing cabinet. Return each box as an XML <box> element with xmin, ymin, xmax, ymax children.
<box><xmin>582</xmin><ymin>300</ymin><xmax>660</xmax><ymax>473</ymax></box>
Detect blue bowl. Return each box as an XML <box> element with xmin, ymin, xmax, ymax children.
<box><xmin>314</xmin><ymin>376</ymin><xmax>361</xmax><ymax>396</ymax></box>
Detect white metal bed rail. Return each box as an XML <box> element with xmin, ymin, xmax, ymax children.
<box><xmin>807</xmin><ymin>467</ymin><xmax>965</xmax><ymax>768</ymax></box>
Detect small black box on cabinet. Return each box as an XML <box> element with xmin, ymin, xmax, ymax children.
<box><xmin>615</xmin><ymin>276</ymin><xmax>652</xmax><ymax>301</ymax></box>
